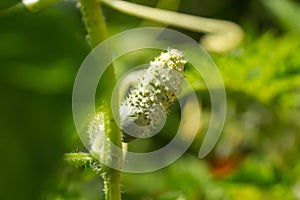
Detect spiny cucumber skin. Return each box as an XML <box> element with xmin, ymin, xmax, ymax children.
<box><xmin>120</xmin><ymin>48</ymin><xmax>187</xmax><ymax>142</ymax></box>
<box><xmin>88</xmin><ymin>48</ymin><xmax>187</xmax><ymax>151</ymax></box>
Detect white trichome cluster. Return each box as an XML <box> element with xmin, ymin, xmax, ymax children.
<box><xmin>120</xmin><ymin>48</ymin><xmax>187</xmax><ymax>142</ymax></box>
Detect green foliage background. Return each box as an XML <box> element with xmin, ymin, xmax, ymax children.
<box><xmin>0</xmin><ymin>0</ymin><xmax>300</xmax><ymax>199</ymax></box>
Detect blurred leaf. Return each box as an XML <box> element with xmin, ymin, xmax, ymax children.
<box><xmin>262</xmin><ymin>0</ymin><xmax>300</xmax><ymax>33</ymax></box>
<box><xmin>0</xmin><ymin>0</ymin><xmax>20</xmax><ymax>11</ymax></box>
<box><xmin>157</xmin><ymin>191</ymin><xmax>186</xmax><ymax>200</ymax></box>
<box><xmin>22</xmin><ymin>0</ymin><xmax>61</xmax><ymax>12</ymax></box>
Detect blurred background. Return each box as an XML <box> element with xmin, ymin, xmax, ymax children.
<box><xmin>0</xmin><ymin>0</ymin><xmax>300</xmax><ymax>199</ymax></box>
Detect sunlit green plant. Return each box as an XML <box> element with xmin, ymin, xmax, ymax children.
<box><xmin>10</xmin><ymin>0</ymin><xmax>243</xmax><ymax>199</ymax></box>
<box><xmin>1</xmin><ymin>0</ymin><xmax>300</xmax><ymax>199</ymax></box>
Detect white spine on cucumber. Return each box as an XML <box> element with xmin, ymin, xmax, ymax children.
<box><xmin>120</xmin><ymin>48</ymin><xmax>187</xmax><ymax>142</ymax></box>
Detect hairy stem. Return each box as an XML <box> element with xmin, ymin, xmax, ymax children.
<box><xmin>78</xmin><ymin>0</ymin><xmax>107</xmax><ymax>48</ymax></box>
<box><xmin>77</xmin><ymin>0</ymin><xmax>122</xmax><ymax>199</ymax></box>
<box><xmin>64</xmin><ymin>152</ymin><xmax>97</xmax><ymax>168</ymax></box>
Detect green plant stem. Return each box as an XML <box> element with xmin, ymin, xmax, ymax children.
<box><xmin>77</xmin><ymin>0</ymin><xmax>107</xmax><ymax>47</ymax></box>
<box><xmin>100</xmin><ymin>0</ymin><xmax>243</xmax><ymax>53</ymax></box>
<box><xmin>64</xmin><ymin>152</ymin><xmax>97</xmax><ymax>168</ymax></box>
<box><xmin>77</xmin><ymin>0</ymin><xmax>122</xmax><ymax>200</ymax></box>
